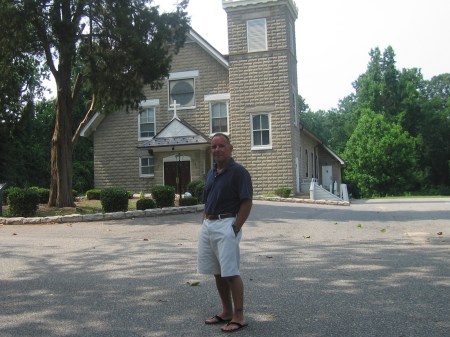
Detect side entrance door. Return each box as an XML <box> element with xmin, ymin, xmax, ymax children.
<box><xmin>321</xmin><ymin>165</ymin><xmax>333</xmax><ymax>191</ymax></box>
<box><xmin>164</xmin><ymin>161</ymin><xmax>191</xmax><ymax>194</ymax></box>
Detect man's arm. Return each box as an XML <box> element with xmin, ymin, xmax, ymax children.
<box><xmin>233</xmin><ymin>199</ymin><xmax>252</xmax><ymax>230</ymax></box>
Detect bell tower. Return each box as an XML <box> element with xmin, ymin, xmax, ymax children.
<box><xmin>223</xmin><ymin>0</ymin><xmax>300</xmax><ymax>194</ymax></box>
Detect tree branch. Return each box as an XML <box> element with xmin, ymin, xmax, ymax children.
<box><xmin>72</xmin><ymin>93</ymin><xmax>97</xmax><ymax>145</ymax></box>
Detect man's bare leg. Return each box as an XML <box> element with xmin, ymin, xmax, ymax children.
<box><xmin>205</xmin><ymin>274</ymin><xmax>233</xmax><ymax>323</ymax></box>
<box><xmin>221</xmin><ymin>275</ymin><xmax>246</xmax><ymax>331</ymax></box>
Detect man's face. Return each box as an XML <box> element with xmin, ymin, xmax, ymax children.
<box><xmin>211</xmin><ymin>135</ymin><xmax>233</xmax><ymax>164</ymax></box>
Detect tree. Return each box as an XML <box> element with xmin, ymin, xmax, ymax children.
<box><xmin>419</xmin><ymin>74</ymin><xmax>450</xmax><ymax>186</ymax></box>
<box><xmin>343</xmin><ymin>109</ymin><xmax>419</xmax><ymax>197</ymax></box>
<box><xmin>0</xmin><ymin>0</ymin><xmax>190</xmax><ymax>207</ymax></box>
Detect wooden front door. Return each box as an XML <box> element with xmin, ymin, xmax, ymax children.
<box><xmin>164</xmin><ymin>161</ymin><xmax>191</xmax><ymax>194</ymax></box>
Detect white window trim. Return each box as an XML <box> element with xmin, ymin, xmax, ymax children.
<box><xmin>247</xmin><ymin>18</ymin><xmax>268</xmax><ymax>52</ymax></box>
<box><xmin>209</xmin><ymin>100</ymin><xmax>230</xmax><ymax>135</ymax></box>
<box><xmin>169</xmin><ymin>70</ymin><xmax>199</xmax><ymax>80</ymax></box>
<box><xmin>139</xmin><ymin>156</ymin><xmax>155</xmax><ymax>178</ymax></box>
<box><xmin>250</xmin><ymin>112</ymin><xmax>272</xmax><ymax>150</ymax></box>
<box><xmin>204</xmin><ymin>93</ymin><xmax>230</xmax><ymax>101</ymax></box>
<box><xmin>141</xmin><ymin>99</ymin><xmax>159</xmax><ymax>107</ymax></box>
<box><xmin>168</xmin><ymin>77</ymin><xmax>197</xmax><ymax>110</ymax></box>
<box><xmin>138</xmin><ymin>101</ymin><xmax>158</xmax><ymax>140</ymax></box>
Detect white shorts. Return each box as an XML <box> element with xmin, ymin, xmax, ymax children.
<box><xmin>197</xmin><ymin>217</ymin><xmax>242</xmax><ymax>277</ymax></box>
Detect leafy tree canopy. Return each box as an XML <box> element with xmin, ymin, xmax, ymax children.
<box><xmin>0</xmin><ymin>0</ymin><xmax>191</xmax><ymax>206</ymax></box>
<box><xmin>343</xmin><ymin>109</ymin><xmax>419</xmax><ymax>197</ymax></box>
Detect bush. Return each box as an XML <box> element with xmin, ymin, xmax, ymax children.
<box><xmin>187</xmin><ymin>180</ymin><xmax>205</xmax><ymax>201</ymax></box>
<box><xmin>179</xmin><ymin>196</ymin><xmax>198</xmax><ymax>206</ymax></box>
<box><xmin>274</xmin><ymin>187</ymin><xmax>291</xmax><ymax>198</ymax></box>
<box><xmin>1</xmin><ymin>187</ymin><xmax>12</xmax><ymax>205</ymax></box>
<box><xmin>30</xmin><ymin>187</ymin><xmax>50</xmax><ymax>204</ymax></box>
<box><xmin>86</xmin><ymin>189</ymin><xmax>102</xmax><ymax>200</ymax></box>
<box><xmin>151</xmin><ymin>185</ymin><xmax>175</xmax><ymax>208</ymax></box>
<box><xmin>100</xmin><ymin>188</ymin><xmax>129</xmax><ymax>213</ymax></box>
<box><xmin>7</xmin><ymin>187</ymin><xmax>40</xmax><ymax>217</ymax></box>
<box><xmin>136</xmin><ymin>198</ymin><xmax>156</xmax><ymax>210</ymax></box>
<box><xmin>73</xmin><ymin>161</ymin><xmax>94</xmax><ymax>195</ymax></box>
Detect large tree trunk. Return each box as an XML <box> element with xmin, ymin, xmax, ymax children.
<box><xmin>48</xmin><ymin>84</ymin><xmax>75</xmax><ymax>207</ymax></box>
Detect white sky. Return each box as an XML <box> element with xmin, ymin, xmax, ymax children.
<box><xmin>154</xmin><ymin>0</ymin><xmax>450</xmax><ymax>111</ymax></box>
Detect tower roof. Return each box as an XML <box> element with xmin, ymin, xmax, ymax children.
<box><xmin>223</xmin><ymin>0</ymin><xmax>298</xmax><ymax>17</ymax></box>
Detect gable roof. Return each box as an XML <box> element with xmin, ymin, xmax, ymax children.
<box><xmin>80</xmin><ymin>29</ymin><xmax>228</xmax><ymax>139</ymax></box>
<box><xmin>299</xmin><ymin>123</ymin><xmax>346</xmax><ymax>165</ymax></box>
<box><xmin>187</xmin><ymin>29</ymin><xmax>229</xmax><ymax>69</ymax></box>
<box><xmin>137</xmin><ymin>113</ymin><xmax>210</xmax><ymax>152</ymax></box>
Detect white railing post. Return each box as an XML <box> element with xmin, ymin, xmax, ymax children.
<box><xmin>309</xmin><ymin>180</ymin><xmax>315</xmax><ymax>200</ymax></box>
<box><xmin>340</xmin><ymin>184</ymin><xmax>349</xmax><ymax>202</ymax></box>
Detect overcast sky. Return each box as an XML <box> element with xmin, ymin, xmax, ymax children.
<box><xmin>154</xmin><ymin>0</ymin><xmax>450</xmax><ymax>111</ymax></box>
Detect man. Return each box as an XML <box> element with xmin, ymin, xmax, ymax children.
<box><xmin>198</xmin><ymin>133</ymin><xmax>253</xmax><ymax>332</ymax></box>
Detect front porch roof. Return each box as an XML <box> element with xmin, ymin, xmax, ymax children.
<box><xmin>137</xmin><ymin>115</ymin><xmax>210</xmax><ymax>152</ymax></box>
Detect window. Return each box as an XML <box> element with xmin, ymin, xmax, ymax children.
<box><xmin>205</xmin><ymin>93</ymin><xmax>230</xmax><ymax>134</ymax></box>
<box><xmin>140</xmin><ymin>156</ymin><xmax>154</xmax><ymax>177</ymax></box>
<box><xmin>305</xmin><ymin>149</ymin><xmax>309</xmax><ymax>177</ymax></box>
<box><xmin>289</xmin><ymin>22</ymin><xmax>295</xmax><ymax>54</ymax></box>
<box><xmin>251</xmin><ymin>113</ymin><xmax>271</xmax><ymax>149</ymax></box>
<box><xmin>247</xmin><ymin>18</ymin><xmax>267</xmax><ymax>52</ymax></box>
<box><xmin>139</xmin><ymin>107</ymin><xmax>155</xmax><ymax>139</ymax></box>
<box><xmin>169</xmin><ymin>78</ymin><xmax>195</xmax><ymax>108</ymax></box>
<box><xmin>292</xmin><ymin>92</ymin><xmax>298</xmax><ymax>126</ymax></box>
<box><xmin>211</xmin><ymin>102</ymin><xmax>228</xmax><ymax>133</ymax></box>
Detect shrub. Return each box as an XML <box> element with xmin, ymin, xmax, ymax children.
<box><xmin>151</xmin><ymin>185</ymin><xmax>175</xmax><ymax>208</ymax></box>
<box><xmin>179</xmin><ymin>196</ymin><xmax>198</xmax><ymax>206</ymax></box>
<box><xmin>274</xmin><ymin>187</ymin><xmax>291</xmax><ymax>198</ymax></box>
<box><xmin>187</xmin><ymin>180</ymin><xmax>205</xmax><ymax>201</ymax></box>
<box><xmin>86</xmin><ymin>189</ymin><xmax>102</xmax><ymax>200</ymax></box>
<box><xmin>7</xmin><ymin>187</ymin><xmax>40</xmax><ymax>217</ymax></box>
<box><xmin>136</xmin><ymin>198</ymin><xmax>156</xmax><ymax>210</ymax></box>
<box><xmin>100</xmin><ymin>188</ymin><xmax>129</xmax><ymax>213</ymax></box>
<box><xmin>1</xmin><ymin>187</ymin><xmax>12</xmax><ymax>205</ymax></box>
<box><xmin>30</xmin><ymin>187</ymin><xmax>50</xmax><ymax>204</ymax></box>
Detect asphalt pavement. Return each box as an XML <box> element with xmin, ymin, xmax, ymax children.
<box><xmin>0</xmin><ymin>198</ymin><xmax>449</xmax><ymax>337</ymax></box>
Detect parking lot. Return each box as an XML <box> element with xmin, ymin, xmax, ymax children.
<box><xmin>1</xmin><ymin>198</ymin><xmax>449</xmax><ymax>337</ymax></box>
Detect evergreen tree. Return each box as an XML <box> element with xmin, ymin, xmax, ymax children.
<box><xmin>0</xmin><ymin>0</ymin><xmax>190</xmax><ymax>207</ymax></box>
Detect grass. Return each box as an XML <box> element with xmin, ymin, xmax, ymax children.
<box><xmin>1</xmin><ymin>199</ymin><xmax>140</xmax><ymax>218</ymax></box>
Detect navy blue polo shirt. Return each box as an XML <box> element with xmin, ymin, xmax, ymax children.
<box><xmin>203</xmin><ymin>158</ymin><xmax>253</xmax><ymax>215</ymax></box>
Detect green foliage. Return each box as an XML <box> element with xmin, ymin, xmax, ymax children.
<box><xmin>86</xmin><ymin>189</ymin><xmax>102</xmax><ymax>200</ymax></box>
<box><xmin>274</xmin><ymin>187</ymin><xmax>291</xmax><ymax>198</ymax></box>
<box><xmin>343</xmin><ymin>110</ymin><xmax>419</xmax><ymax>197</ymax></box>
<box><xmin>151</xmin><ymin>185</ymin><xmax>175</xmax><ymax>208</ymax></box>
<box><xmin>100</xmin><ymin>188</ymin><xmax>129</xmax><ymax>213</ymax></box>
<box><xmin>187</xmin><ymin>180</ymin><xmax>205</xmax><ymax>201</ymax></box>
<box><xmin>7</xmin><ymin>187</ymin><xmax>40</xmax><ymax>217</ymax></box>
<box><xmin>179</xmin><ymin>196</ymin><xmax>198</xmax><ymax>206</ymax></box>
<box><xmin>136</xmin><ymin>198</ymin><xmax>156</xmax><ymax>210</ymax></box>
<box><xmin>1</xmin><ymin>187</ymin><xmax>11</xmax><ymax>205</ymax></box>
<box><xmin>300</xmin><ymin>46</ymin><xmax>449</xmax><ymax>194</ymax></box>
<box><xmin>30</xmin><ymin>187</ymin><xmax>50</xmax><ymax>204</ymax></box>
<box><xmin>0</xmin><ymin>0</ymin><xmax>190</xmax><ymax>207</ymax></box>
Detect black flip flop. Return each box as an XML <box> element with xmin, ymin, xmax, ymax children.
<box><xmin>205</xmin><ymin>315</ymin><xmax>231</xmax><ymax>325</ymax></box>
<box><xmin>221</xmin><ymin>321</ymin><xmax>248</xmax><ymax>332</ymax></box>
